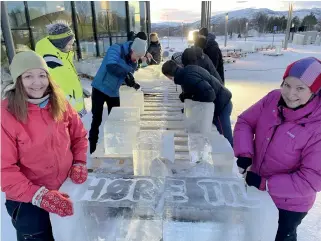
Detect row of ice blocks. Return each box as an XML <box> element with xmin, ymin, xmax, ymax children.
<box><xmin>131</xmin><ymin>130</ymin><xmax>235</xmax><ymax>178</ymax></box>
<box><xmin>184</xmin><ymin>99</ymin><xmax>214</xmax><ymax>134</ymax></box>
<box><xmin>104</xmin><ymin>107</ymin><xmax>140</xmax><ymax>155</ymax></box>
<box><xmin>50</xmin><ymin>174</ymin><xmax>278</xmax><ymax>241</ymax></box>
<box><xmin>119</xmin><ymin>86</ymin><xmax>144</xmax><ymax>113</ymax></box>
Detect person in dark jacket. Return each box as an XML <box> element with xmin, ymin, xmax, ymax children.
<box><xmin>162</xmin><ymin>60</ymin><xmax>233</xmax><ymax>145</ymax></box>
<box><xmin>162</xmin><ymin>60</ymin><xmax>215</xmax><ymax>103</ymax></box>
<box><xmin>181</xmin><ymin>46</ymin><xmax>223</xmax><ymax>84</ymax></box>
<box><xmin>147</xmin><ymin>33</ymin><xmax>162</xmax><ymax>65</ymax></box>
<box><xmin>89</xmin><ymin>37</ymin><xmax>147</xmax><ymax>154</ymax></box>
<box><xmin>196</xmin><ymin>27</ymin><xmax>225</xmax><ymax>83</ymax></box>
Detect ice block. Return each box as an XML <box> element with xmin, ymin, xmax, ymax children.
<box><xmin>104</xmin><ymin>107</ymin><xmax>140</xmax><ymax>156</ymax></box>
<box><xmin>50</xmin><ymin>174</ymin><xmax>278</xmax><ymax>241</ymax></box>
<box><xmin>184</xmin><ymin>99</ymin><xmax>214</xmax><ymax>134</ymax></box>
<box><xmin>119</xmin><ymin>86</ymin><xmax>144</xmax><ymax>113</ymax></box>
<box><xmin>188</xmin><ymin>132</ymin><xmax>235</xmax><ymax>175</ymax></box>
<box><xmin>133</xmin><ymin>130</ymin><xmax>175</xmax><ymax>177</ymax></box>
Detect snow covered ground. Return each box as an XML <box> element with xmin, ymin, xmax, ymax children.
<box><xmin>1</xmin><ymin>35</ymin><xmax>321</xmax><ymax>240</ymax></box>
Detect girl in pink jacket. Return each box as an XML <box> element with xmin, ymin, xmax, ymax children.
<box><xmin>1</xmin><ymin>51</ymin><xmax>88</xmax><ymax>241</ymax></box>
<box><xmin>234</xmin><ymin>57</ymin><xmax>321</xmax><ymax>241</ymax></box>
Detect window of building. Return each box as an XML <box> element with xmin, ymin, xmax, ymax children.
<box><xmin>128</xmin><ymin>1</ymin><xmax>141</xmax><ymax>33</ymax></box>
<box><xmin>139</xmin><ymin>2</ymin><xmax>147</xmax><ymax>33</ymax></box>
<box><xmin>95</xmin><ymin>1</ymin><xmax>127</xmax><ymax>55</ymax></box>
<box><xmin>7</xmin><ymin>2</ymin><xmax>27</xmax><ymax>28</ymax></box>
<box><xmin>74</xmin><ymin>1</ymin><xmax>95</xmax><ymax>58</ymax></box>
<box><xmin>6</xmin><ymin>2</ymin><xmax>31</xmax><ymax>52</ymax></box>
<box><xmin>1</xmin><ymin>30</ymin><xmax>9</xmax><ymax>68</ymax></box>
<box><xmin>27</xmin><ymin>1</ymin><xmax>72</xmax><ymax>43</ymax></box>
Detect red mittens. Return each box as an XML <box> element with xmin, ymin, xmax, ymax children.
<box><xmin>69</xmin><ymin>163</ymin><xmax>88</xmax><ymax>184</ymax></box>
<box><xmin>32</xmin><ymin>187</ymin><xmax>73</xmax><ymax>217</ymax></box>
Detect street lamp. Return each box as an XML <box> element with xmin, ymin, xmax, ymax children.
<box><xmin>181</xmin><ymin>22</ymin><xmax>184</xmax><ymax>42</ymax></box>
<box><xmin>165</xmin><ymin>14</ymin><xmax>170</xmax><ymax>48</ymax></box>
<box><xmin>245</xmin><ymin>22</ymin><xmax>248</xmax><ymax>42</ymax></box>
<box><xmin>284</xmin><ymin>2</ymin><xmax>294</xmax><ymax>50</ymax></box>
<box><xmin>224</xmin><ymin>13</ymin><xmax>228</xmax><ymax>47</ymax></box>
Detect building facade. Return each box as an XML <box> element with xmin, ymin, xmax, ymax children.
<box><xmin>1</xmin><ymin>1</ymin><xmax>151</xmax><ymax>66</ymax></box>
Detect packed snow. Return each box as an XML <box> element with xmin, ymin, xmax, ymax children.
<box><xmin>1</xmin><ymin>35</ymin><xmax>321</xmax><ymax>241</ymax></box>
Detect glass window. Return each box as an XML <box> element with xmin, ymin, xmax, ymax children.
<box><xmin>74</xmin><ymin>1</ymin><xmax>95</xmax><ymax>58</ymax></box>
<box><xmin>6</xmin><ymin>2</ymin><xmax>27</xmax><ymax>28</ymax></box>
<box><xmin>111</xmin><ymin>36</ymin><xmax>127</xmax><ymax>45</ymax></box>
<box><xmin>139</xmin><ymin>2</ymin><xmax>147</xmax><ymax>33</ymax></box>
<box><xmin>98</xmin><ymin>38</ymin><xmax>111</xmax><ymax>56</ymax></box>
<box><xmin>95</xmin><ymin>1</ymin><xmax>127</xmax><ymax>37</ymax></box>
<box><xmin>128</xmin><ymin>1</ymin><xmax>140</xmax><ymax>33</ymax></box>
<box><xmin>27</xmin><ymin>1</ymin><xmax>72</xmax><ymax>43</ymax></box>
<box><xmin>11</xmin><ymin>29</ymin><xmax>31</xmax><ymax>52</ymax></box>
<box><xmin>1</xmin><ymin>30</ymin><xmax>9</xmax><ymax>68</ymax></box>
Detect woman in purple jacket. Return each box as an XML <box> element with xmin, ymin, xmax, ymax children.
<box><xmin>234</xmin><ymin>57</ymin><xmax>321</xmax><ymax>241</ymax></box>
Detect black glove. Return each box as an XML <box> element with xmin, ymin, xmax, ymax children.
<box><xmin>236</xmin><ymin>157</ymin><xmax>252</xmax><ymax>174</ymax></box>
<box><xmin>125</xmin><ymin>72</ymin><xmax>136</xmax><ymax>87</ymax></box>
<box><xmin>245</xmin><ymin>171</ymin><xmax>262</xmax><ymax>189</ymax></box>
<box><xmin>179</xmin><ymin>93</ymin><xmax>185</xmax><ymax>102</ymax></box>
<box><xmin>133</xmin><ymin>83</ymin><xmax>141</xmax><ymax>90</ymax></box>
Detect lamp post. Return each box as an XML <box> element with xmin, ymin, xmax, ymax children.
<box><xmin>181</xmin><ymin>22</ymin><xmax>184</xmax><ymax>42</ymax></box>
<box><xmin>165</xmin><ymin>14</ymin><xmax>170</xmax><ymax>48</ymax></box>
<box><xmin>224</xmin><ymin>13</ymin><xmax>228</xmax><ymax>47</ymax></box>
<box><xmin>245</xmin><ymin>22</ymin><xmax>248</xmax><ymax>42</ymax></box>
<box><xmin>284</xmin><ymin>2</ymin><xmax>293</xmax><ymax>50</ymax></box>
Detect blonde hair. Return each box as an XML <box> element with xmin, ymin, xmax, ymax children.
<box><xmin>6</xmin><ymin>76</ymin><xmax>67</xmax><ymax>122</ymax></box>
<box><xmin>150</xmin><ymin>32</ymin><xmax>159</xmax><ymax>42</ymax></box>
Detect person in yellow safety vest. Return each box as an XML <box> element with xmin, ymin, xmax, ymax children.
<box><xmin>35</xmin><ymin>22</ymin><xmax>89</xmax><ymax>117</ymax></box>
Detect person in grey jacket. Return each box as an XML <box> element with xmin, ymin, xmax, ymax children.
<box><xmin>147</xmin><ymin>33</ymin><xmax>162</xmax><ymax>65</ymax></box>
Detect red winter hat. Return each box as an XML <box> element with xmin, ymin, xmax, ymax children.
<box><xmin>283</xmin><ymin>57</ymin><xmax>321</xmax><ymax>94</ymax></box>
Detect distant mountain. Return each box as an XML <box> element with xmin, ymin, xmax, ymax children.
<box><xmin>152</xmin><ymin>7</ymin><xmax>321</xmax><ymax>37</ymax></box>
<box><xmin>151</xmin><ymin>22</ymin><xmax>182</xmax><ymax>28</ymax></box>
<box><xmin>210</xmin><ymin>7</ymin><xmax>321</xmax><ymax>23</ymax></box>
<box><xmin>153</xmin><ymin>8</ymin><xmax>321</xmax><ymax>29</ymax></box>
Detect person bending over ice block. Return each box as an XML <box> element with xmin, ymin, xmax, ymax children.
<box><xmin>162</xmin><ymin>60</ymin><xmax>233</xmax><ymax>145</ymax></box>
<box><xmin>234</xmin><ymin>57</ymin><xmax>321</xmax><ymax>241</ymax></box>
<box><xmin>89</xmin><ymin>37</ymin><xmax>147</xmax><ymax>154</ymax></box>
<box><xmin>182</xmin><ymin>46</ymin><xmax>223</xmax><ymax>84</ymax></box>
<box><xmin>1</xmin><ymin>51</ymin><xmax>88</xmax><ymax>241</ymax></box>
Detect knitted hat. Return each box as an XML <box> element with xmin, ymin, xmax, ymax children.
<box><xmin>171</xmin><ymin>52</ymin><xmax>183</xmax><ymax>65</ymax></box>
<box><xmin>283</xmin><ymin>57</ymin><xmax>321</xmax><ymax>94</ymax></box>
<box><xmin>199</xmin><ymin>27</ymin><xmax>209</xmax><ymax>37</ymax></box>
<box><xmin>4</xmin><ymin>51</ymin><xmax>49</xmax><ymax>92</ymax></box>
<box><xmin>47</xmin><ymin>23</ymin><xmax>74</xmax><ymax>50</ymax></box>
<box><xmin>131</xmin><ymin>38</ymin><xmax>147</xmax><ymax>58</ymax></box>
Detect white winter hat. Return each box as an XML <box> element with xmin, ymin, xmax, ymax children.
<box><xmin>4</xmin><ymin>51</ymin><xmax>49</xmax><ymax>93</ymax></box>
<box><xmin>131</xmin><ymin>38</ymin><xmax>147</xmax><ymax>58</ymax></box>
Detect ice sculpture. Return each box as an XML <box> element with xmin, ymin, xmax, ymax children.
<box><xmin>119</xmin><ymin>86</ymin><xmax>144</xmax><ymax>113</ymax></box>
<box><xmin>184</xmin><ymin>99</ymin><xmax>214</xmax><ymax>134</ymax></box>
<box><xmin>104</xmin><ymin>107</ymin><xmax>140</xmax><ymax>155</ymax></box>
<box><xmin>50</xmin><ymin>174</ymin><xmax>278</xmax><ymax>241</ymax></box>
<box><xmin>188</xmin><ymin>132</ymin><xmax>235</xmax><ymax>175</ymax></box>
<box><xmin>133</xmin><ymin>130</ymin><xmax>175</xmax><ymax>177</ymax></box>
